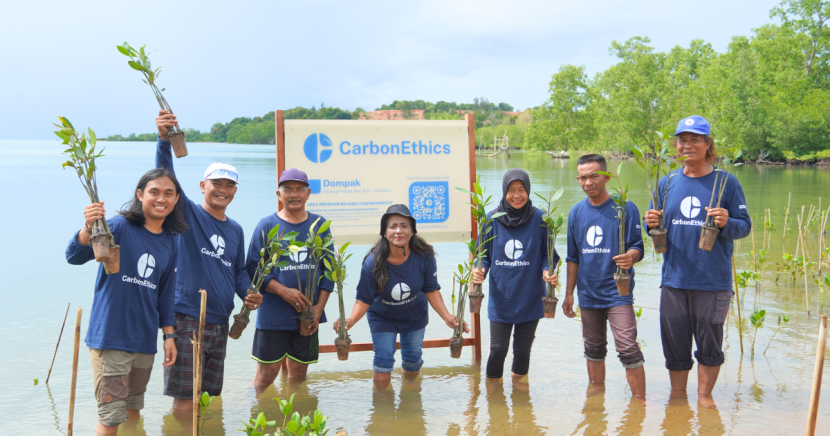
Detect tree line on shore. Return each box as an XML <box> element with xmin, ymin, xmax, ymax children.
<box><xmin>104</xmin><ymin>0</ymin><xmax>830</xmax><ymax>163</ymax></box>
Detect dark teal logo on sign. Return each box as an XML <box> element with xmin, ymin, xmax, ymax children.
<box><xmin>303</xmin><ymin>133</ymin><xmax>333</xmax><ymax>163</ymax></box>
<box><xmin>409</xmin><ymin>181</ymin><xmax>449</xmax><ymax>223</ymax></box>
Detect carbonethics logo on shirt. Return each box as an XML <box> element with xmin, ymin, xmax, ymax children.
<box><xmin>201</xmin><ymin>234</ymin><xmax>232</xmax><ymax>267</ymax></box>
<box><xmin>304</xmin><ymin>133</ymin><xmax>333</xmax><ymax>163</ymax></box>
<box><xmin>496</xmin><ymin>239</ymin><xmax>530</xmax><ymax>266</ymax></box>
<box><xmin>583</xmin><ymin>226</ymin><xmax>611</xmax><ymax>254</ymax></box>
<box><xmin>122</xmin><ymin>253</ymin><xmax>158</xmax><ymax>289</ymax></box>
<box><xmin>210</xmin><ymin>235</ymin><xmax>225</xmax><ymax>256</ymax></box>
<box><xmin>385</xmin><ymin>282</ymin><xmax>416</xmax><ymax>306</ymax></box>
<box><xmin>138</xmin><ymin>253</ymin><xmax>156</xmax><ymax>278</ymax></box>
<box><xmin>290</xmin><ymin>246</ymin><xmax>308</xmax><ymax>263</ymax></box>
<box><xmin>673</xmin><ymin>196</ymin><xmax>706</xmax><ymax>226</ymax></box>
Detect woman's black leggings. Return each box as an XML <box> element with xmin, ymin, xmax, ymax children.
<box><xmin>486</xmin><ymin>319</ymin><xmax>539</xmax><ymax>378</ymax></box>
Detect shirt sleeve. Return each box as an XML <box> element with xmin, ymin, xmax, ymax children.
<box><xmin>625</xmin><ymin>201</ymin><xmax>645</xmax><ymax>259</ymax></box>
<box><xmin>720</xmin><ymin>174</ymin><xmax>752</xmax><ymax>240</ymax></box>
<box><xmin>156</xmin><ymin>138</ymin><xmax>189</xmax><ymax>205</ymax></box>
<box><xmin>235</xmin><ymin>227</ymin><xmax>253</xmax><ymax>300</ymax></box>
<box><xmin>355</xmin><ymin>259</ymin><xmax>376</xmax><ymax>305</ymax></box>
<box><xmin>157</xmin><ymin>240</ymin><xmax>177</xmax><ymax>328</ymax></box>
<box><xmin>566</xmin><ymin>207</ymin><xmax>579</xmax><ymax>264</ymax></box>
<box><xmin>65</xmin><ymin>230</ymin><xmax>95</xmax><ymax>265</ymax></box>
<box><xmin>422</xmin><ymin>255</ymin><xmax>441</xmax><ymax>293</ymax></box>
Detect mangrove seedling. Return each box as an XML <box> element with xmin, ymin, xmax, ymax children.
<box><xmin>535</xmin><ymin>188</ymin><xmax>565</xmax><ymax>318</ymax></box>
<box><xmin>56</xmin><ymin>116</ymin><xmax>121</xmax><ymax>274</ymax></box>
<box><xmin>450</xmin><ymin>262</ymin><xmax>473</xmax><ymax>358</ymax></box>
<box><xmin>239</xmin><ymin>412</ymin><xmax>276</xmax><ymax>436</ymax></box>
<box><xmin>270</xmin><ymin>394</ymin><xmax>330</xmax><ymax>436</ymax></box>
<box><xmin>33</xmin><ymin>378</ymin><xmax>38</xmax><ymax>386</ymax></box>
<box><xmin>116</xmin><ymin>42</ymin><xmax>188</xmax><ymax>157</ymax></box>
<box><xmin>595</xmin><ymin>163</ymin><xmax>633</xmax><ymax>296</ymax></box>
<box><xmin>635</xmin><ymin>307</ymin><xmax>644</xmax><ymax>325</ymax></box>
<box><xmin>763</xmin><ymin>312</ymin><xmax>790</xmax><ymax>355</ymax></box>
<box><xmin>699</xmin><ymin>141</ymin><xmax>742</xmax><ymax>251</ymax></box>
<box><xmin>197</xmin><ymin>391</ymin><xmax>214</xmax><ymax>435</ymax></box>
<box><xmin>288</xmin><ymin>218</ymin><xmax>334</xmax><ymax>336</ymax></box>
<box><xmin>323</xmin><ymin>242</ymin><xmax>353</xmax><ymax>360</ymax></box>
<box><xmin>749</xmin><ymin>308</ymin><xmax>766</xmax><ymax>358</ymax></box>
<box><xmin>632</xmin><ymin>131</ymin><xmax>687</xmax><ymax>253</ymax></box>
<box><xmin>229</xmin><ymin>225</ymin><xmax>297</xmax><ymax>339</ymax></box>
<box><xmin>456</xmin><ymin>174</ymin><xmax>506</xmax><ymax>314</ymax></box>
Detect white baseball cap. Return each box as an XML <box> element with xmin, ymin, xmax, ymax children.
<box><xmin>203</xmin><ymin>163</ymin><xmax>239</xmax><ymax>183</ymax></box>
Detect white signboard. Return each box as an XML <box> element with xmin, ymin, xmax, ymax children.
<box><xmin>282</xmin><ymin>119</ymin><xmax>473</xmax><ymax>245</ymax></box>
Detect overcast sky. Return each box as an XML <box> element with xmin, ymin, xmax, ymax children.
<box><xmin>0</xmin><ymin>0</ymin><xmax>781</xmax><ymax>139</ymax></box>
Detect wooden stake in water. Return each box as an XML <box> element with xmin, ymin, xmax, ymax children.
<box><xmin>751</xmin><ymin>218</ymin><xmax>758</xmax><ymax>307</ymax></box>
<box><xmin>797</xmin><ymin>210</ymin><xmax>811</xmax><ymax>317</ymax></box>
<box><xmin>67</xmin><ymin>307</ymin><xmax>82</xmax><ymax>436</ymax></box>
<box><xmin>46</xmin><ymin>303</ymin><xmax>70</xmax><ymax>384</ymax></box>
<box><xmin>733</xmin><ymin>259</ymin><xmax>744</xmax><ymax>355</ymax></box>
<box><xmin>805</xmin><ymin>314</ymin><xmax>828</xmax><ymax>436</ymax></box>
<box><xmin>784</xmin><ymin>192</ymin><xmax>791</xmax><ymax>247</ymax></box>
<box><xmin>819</xmin><ymin>204</ymin><xmax>829</xmax><ymax>276</ymax></box>
<box><xmin>192</xmin><ymin>289</ymin><xmax>207</xmax><ymax>436</ymax></box>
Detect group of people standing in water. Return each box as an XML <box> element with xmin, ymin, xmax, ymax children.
<box><xmin>67</xmin><ymin>111</ymin><xmax>750</xmax><ymax>434</ymax></box>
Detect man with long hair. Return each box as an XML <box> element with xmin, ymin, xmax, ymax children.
<box><xmin>66</xmin><ymin>168</ymin><xmax>188</xmax><ymax>435</ymax></box>
<box><xmin>154</xmin><ymin>111</ymin><xmax>262</xmax><ymax>411</ymax></box>
<box><xmin>246</xmin><ymin>168</ymin><xmax>333</xmax><ymax>390</ymax></box>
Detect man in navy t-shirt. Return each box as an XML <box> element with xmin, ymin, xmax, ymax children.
<box><xmin>66</xmin><ymin>168</ymin><xmax>188</xmax><ymax>435</ymax></box>
<box><xmin>564</xmin><ymin>154</ymin><xmax>646</xmax><ymax>399</ymax></box>
<box><xmin>247</xmin><ymin>168</ymin><xmax>333</xmax><ymax>391</ymax></box>
<box><xmin>155</xmin><ymin>111</ymin><xmax>261</xmax><ymax>410</ymax></box>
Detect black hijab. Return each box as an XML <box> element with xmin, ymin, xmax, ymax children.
<box><xmin>492</xmin><ymin>168</ymin><xmax>534</xmax><ymax>228</ymax></box>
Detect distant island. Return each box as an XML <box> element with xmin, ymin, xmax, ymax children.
<box><xmin>104</xmin><ymin>98</ymin><xmax>529</xmax><ymax>148</ymax></box>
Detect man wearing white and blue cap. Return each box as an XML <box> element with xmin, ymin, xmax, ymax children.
<box><xmin>644</xmin><ymin>115</ymin><xmax>751</xmax><ymax>408</ymax></box>
<box><xmin>155</xmin><ymin>110</ymin><xmax>262</xmax><ymax>411</ymax></box>
<box><xmin>246</xmin><ymin>167</ymin><xmax>334</xmax><ymax>391</ymax></box>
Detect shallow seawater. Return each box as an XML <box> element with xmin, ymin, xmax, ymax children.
<box><xmin>3</xmin><ymin>140</ymin><xmax>829</xmax><ymax>435</ymax></box>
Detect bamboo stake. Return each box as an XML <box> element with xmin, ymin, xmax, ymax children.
<box><xmin>805</xmin><ymin>314</ymin><xmax>828</xmax><ymax>436</ymax></box>
<box><xmin>46</xmin><ymin>303</ymin><xmax>71</xmax><ymax>384</ymax></box>
<box><xmin>733</xmin><ymin>259</ymin><xmax>744</xmax><ymax>355</ymax></box>
<box><xmin>67</xmin><ymin>307</ymin><xmax>82</xmax><ymax>436</ymax></box>
<box><xmin>784</xmin><ymin>192</ymin><xmax>792</xmax><ymax>247</ymax></box>
<box><xmin>751</xmin><ymin>218</ymin><xmax>758</xmax><ymax>307</ymax></box>
<box><xmin>192</xmin><ymin>290</ymin><xmax>207</xmax><ymax>436</ymax></box>
<box><xmin>819</xmin><ymin>205</ymin><xmax>829</xmax><ymax>276</ymax></box>
<box><xmin>798</xmin><ymin>210</ymin><xmax>811</xmax><ymax>317</ymax></box>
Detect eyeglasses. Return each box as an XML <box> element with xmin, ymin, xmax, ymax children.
<box><xmin>576</xmin><ymin>173</ymin><xmax>603</xmax><ymax>183</ymax></box>
<box><xmin>206</xmin><ymin>168</ymin><xmax>238</xmax><ymax>181</ymax></box>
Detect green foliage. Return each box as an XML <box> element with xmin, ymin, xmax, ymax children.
<box><xmin>749</xmin><ymin>308</ymin><xmax>766</xmax><ymax>358</ymax></box>
<box><xmin>290</xmin><ymin>219</ymin><xmax>335</xmax><ymax>320</ymax></box>
<box><xmin>632</xmin><ymin>131</ymin><xmax>687</xmax><ymax>231</ymax></box>
<box><xmin>239</xmin><ymin>394</ymin><xmax>329</xmax><ymax>436</ymax></box>
<box><xmin>764</xmin><ymin>312</ymin><xmax>790</xmax><ymax>355</ymax></box>
<box><xmin>33</xmin><ymin>378</ymin><xmax>38</xmax><ymax>386</ymax></box>
<box><xmin>117</xmin><ymin>42</ymin><xmax>184</xmax><ymax>136</ymax></box>
<box><xmin>525</xmin><ymin>5</ymin><xmax>830</xmax><ymax>161</ymax></box>
<box><xmin>197</xmin><ymin>391</ymin><xmax>215</xmax><ymax>435</ymax></box>
<box><xmin>634</xmin><ymin>307</ymin><xmax>644</xmax><ymax>325</ymax></box>
<box><xmin>595</xmin><ymin>164</ymin><xmax>632</xmax><ymax>274</ymax></box>
<box><xmin>535</xmin><ymin>188</ymin><xmax>565</xmax><ymax>298</ymax></box>
<box><xmin>323</xmin><ymin>242</ymin><xmax>353</xmax><ymax>340</ymax></box>
<box><xmin>704</xmin><ymin>140</ymin><xmax>742</xmax><ymax>228</ymax></box>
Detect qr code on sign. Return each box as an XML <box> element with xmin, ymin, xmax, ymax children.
<box><xmin>409</xmin><ymin>182</ymin><xmax>449</xmax><ymax>223</ymax></box>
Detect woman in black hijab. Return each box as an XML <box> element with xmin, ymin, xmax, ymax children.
<box><xmin>471</xmin><ymin>168</ymin><xmax>559</xmax><ymax>383</ymax></box>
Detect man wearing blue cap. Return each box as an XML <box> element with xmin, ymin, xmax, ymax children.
<box><xmin>246</xmin><ymin>167</ymin><xmax>334</xmax><ymax>390</ymax></box>
<box><xmin>644</xmin><ymin>115</ymin><xmax>751</xmax><ymax>408</ymax></box>
<box><xmin>155</xmin><ymin>111</ymin><xmax>262</xmax><ymax>411</ymax></box>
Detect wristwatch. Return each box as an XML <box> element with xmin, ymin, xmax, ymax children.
<box><xmin>163</xmin><ymin>333</ymin><xmax>178</xmax><ymax>341</ymax></box>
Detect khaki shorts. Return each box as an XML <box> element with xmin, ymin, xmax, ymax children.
<box><xmin>90</xmin><ymin>348</ymin><xmax>154</xmax><ymax>427</ymax></box>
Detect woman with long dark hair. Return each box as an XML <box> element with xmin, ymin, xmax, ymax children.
<box><xmin>336</xmin><ymin>204</ymin><xmax>466</xmax><ymax>387</ymax></box>
<box><xmin>471</xmin><ymin>168</ymin><xmax>559</xmax><ymax>384</ymax></box>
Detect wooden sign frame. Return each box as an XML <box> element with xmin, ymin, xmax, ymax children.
<box><xmin>275</xmin><ymin>111</ymin><xmax>482</xmax><ymax>362</ymax></box>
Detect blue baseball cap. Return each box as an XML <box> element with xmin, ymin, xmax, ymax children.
<box><xmin>278</xmin><ymin>168</ymin><xmax>309</xmax><ymax>186</ymax></box>
<box><xmin>674</xmin><ymin>115</ymin><xmax>710</xmax><ymax>136</ymax></box>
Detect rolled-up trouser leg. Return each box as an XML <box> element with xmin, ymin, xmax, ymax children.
<box><xmin>607</xmin><ymin>305</ymin><xmax>644</xmax><ymax>368</ymax></box>
<box><xmin>691</xmin><ymin>289</ymin><xmax>732</xmax><ymax>367</ymax></box>
<box><xmin>486</xmin><ymin>321</ymin><xmax>513</xmax><ymax>378</ymax></box>
<box><xmin>660</xmin><ymin>286</ymin><xmax>695</xmax><ymax>371</ymax></box>
<box><xmin>580</xmin><ymin>308</ymin><xmax>609</xmax><ymax>362</ymax></box>
<box><xmin>510</xmin><ymin>319</ymin><xmax>539</xmax><ymax>376</ymax></box>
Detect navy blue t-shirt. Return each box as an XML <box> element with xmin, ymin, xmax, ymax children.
<box><xmin>481</xmin><ymin>208</ymin><xmax>559</xmax><ymax>324</ymax></box>
<box><xmin>246</xmin><ymin>212</ymin><xmax>334</xmax><ymax>331</ymax></box>
<box><xmin>355</xmin><ymin>252</ymin><xmax>440</xmax><ymax>334</ymax></box>
<box><xmin>156</xmin><ymin>139</ymin><xmax>251</xmax><ymax>325</ymax></box>
<box><xmin>66</xmin><ymin>216</ymin><xmax>177</xmax><ymax>354</ymax></box>
<box><xmin>650</xmin><ymin>168</ymin><xmax>751</xmax><ymax>291</ymax></box>
<box><xmin>566</xmin><ymin>197</ymin><xmax>645</xmax><ymax>309</ymax></box>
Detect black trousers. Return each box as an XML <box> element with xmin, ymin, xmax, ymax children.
<box><xmin>486</xmin><ymin>319</ymin><xmax>539</xmax><ymax>378</ymax></box>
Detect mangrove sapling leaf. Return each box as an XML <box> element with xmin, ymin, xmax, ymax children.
<box><xmin>595</xmin><ymin>167</ymin><xmax>632</xmax><ymax>291</ymax></box>
<box><xmin>323</xmin><ymin>241</ymin><xmax>353</xmax><ymax>358</ymax></box>
<box><xmin>33</xmin><ymin>378</ymin><xmax>38</xmax><ymax>386</ymax></box>
<box><xmin>536</xmin><ymin>188</ymin><xmax>566</xmax><ymax>302</ymax></box>
<box><xmin>749</xmin><ymin>308</ymin><xmax>766</xmax><ymax>358</ymax></box>
<box><xmin>634</xmin><ymin>307</ymin><xmax>643</xmax><ymax>325</ymax></box>
<box><xmin>294</xmin><ymin>218</ymin><xmax>333</xmax><ymax>334</ymax></box>
<box><xmin>197</xmin><ymin>391</ymin><xmax>215</xmax><ymax>435</ymax></box>
<box><xmin>763</xmin><ymin>312</ymin><xmax>790</xmax><ymax>355</ymax></box>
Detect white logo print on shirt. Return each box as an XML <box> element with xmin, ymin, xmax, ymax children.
<box><xmin>496</xmin><ymin>239</ymin><xmax>530</xmax><ymax>266</ymax></box>
<box><xmin>290</xmin><ymin>246</ymin><xmax>308</xmax><ymax>263</ymax></box>
<box><xmin>583</xmin><ymin>226</ymin><xmax>611</xmax><ymax>254</ymax></box>
<box><xmin>384</xmin><ymin>282</ymin><xmax>415</xmax><ymax>306</ymax></box>
<box><xmin>674</xmin><ymin>196</ymin><xmax>705</xmax><ymax>226</ymax></box>
<box><xmin>210</xmin><ymin>234</ymin><xmax>225</xmax><ymax>256</ymax></box>
<box><xmin>123</xmin><ymin>253</ymin><xmax>158</xmax><ymax>289</ymax></box>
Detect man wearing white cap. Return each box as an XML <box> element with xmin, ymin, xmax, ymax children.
<box><xmin>155</xmin><ymin>110</ymin><xmax>262</xmax><ymax>411</ymax></box>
